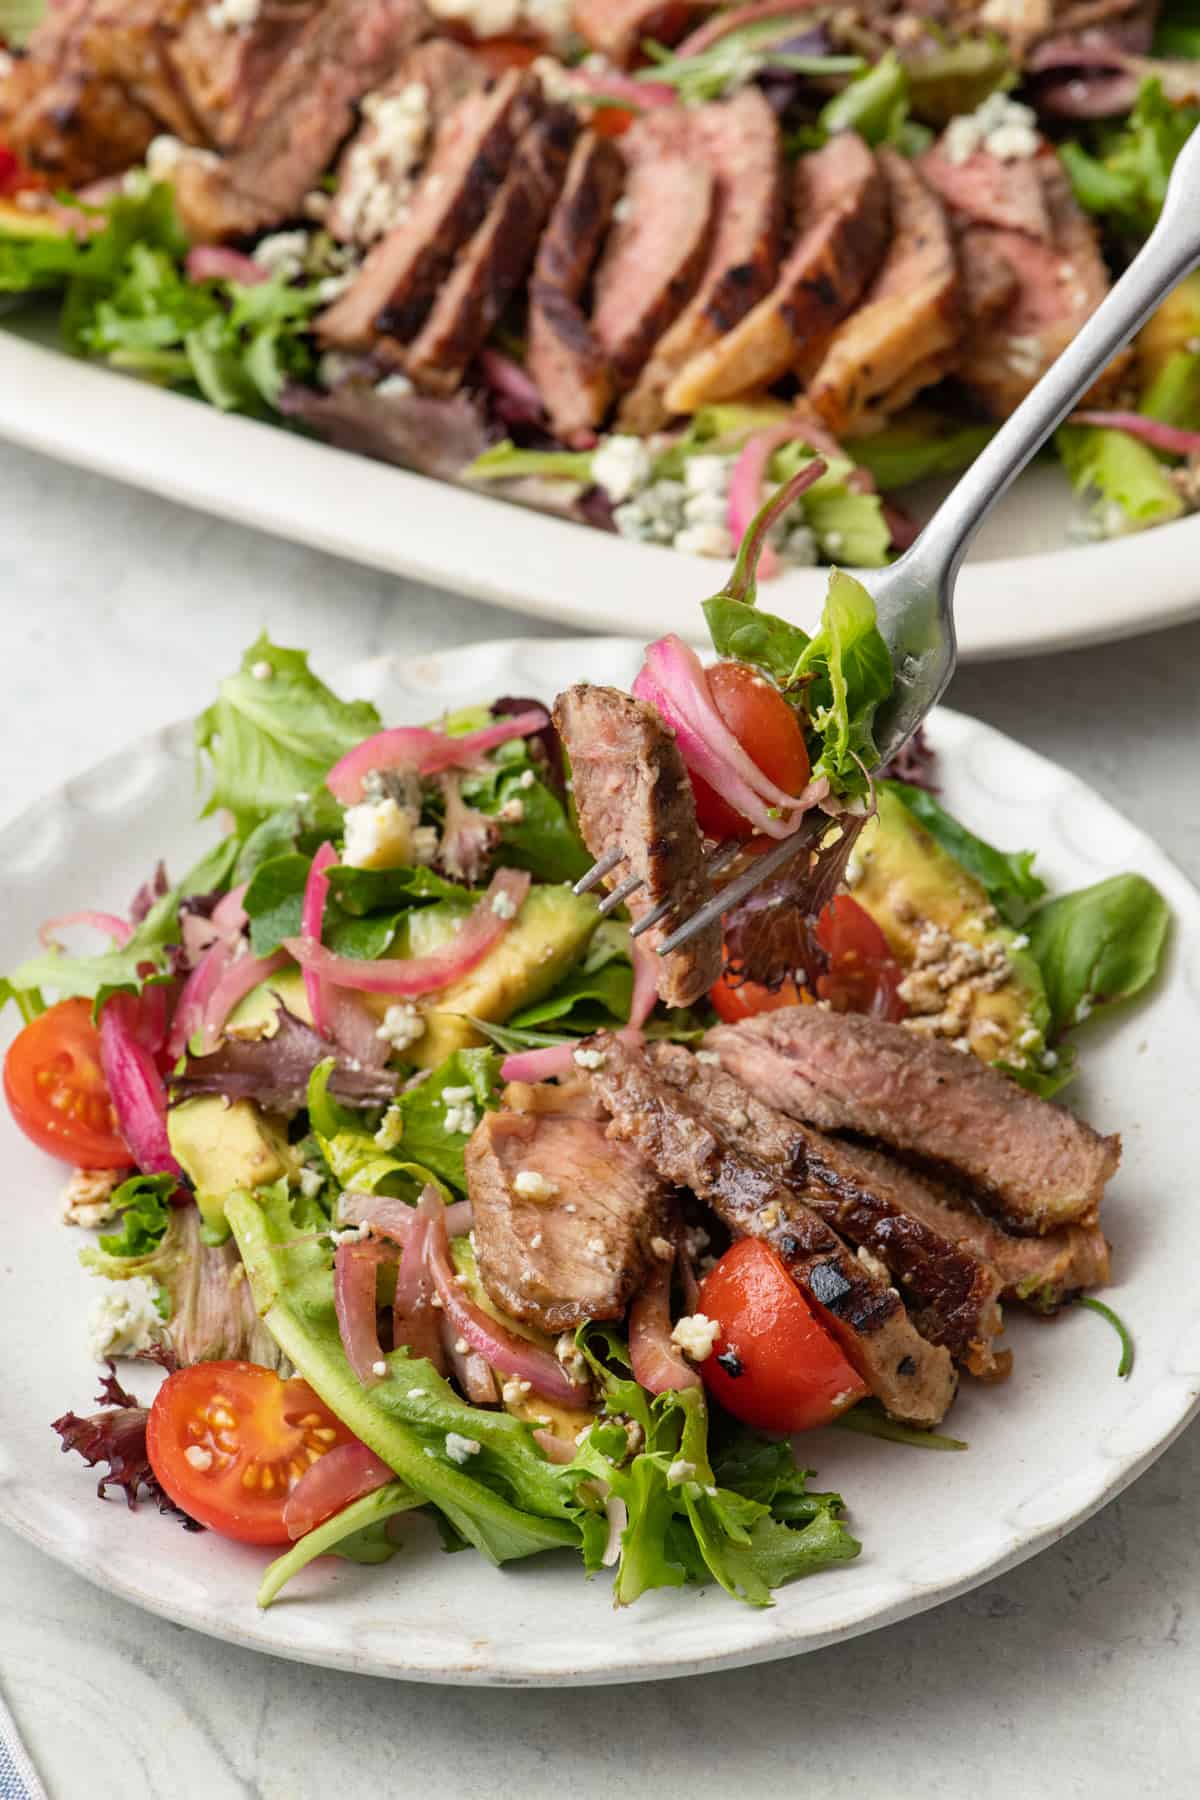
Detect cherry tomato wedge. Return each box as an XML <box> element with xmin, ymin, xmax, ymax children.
<box><xmin>710</xmin><ymin>968</ymin><xmax>806</xmax><ymax>1024</ymax></box>
<box><xmin>471</xmin><ymin>35</ymin><xmax>540</xmax><ymax>73</ymax></box>
<box><xmin>697</xmin><ymin>1239</ymin><xmax>867</xmax><ymax>1432</ymax></box>
<box><xmin>690</xmin><ymin>661</ymin><xmax>811</xmax><ymax>842</ymax></box>
<box><xmin>815</xmin><ymin>894</ymin><xmax>906</xmax><ymax>1022</ymax></box>
<box><xmin>146</xmin><ymin>1362</ymin><xmax>358</xmax><ymax>1544</ymax></box>
<box><xmin>4</xmin><ymin>998</ymin><xmax>131</xmax><ymax>1167</ymax></box>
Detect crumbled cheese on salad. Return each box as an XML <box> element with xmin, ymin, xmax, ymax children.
<box><xmin>337</xmin><ymin>82</ymin><xmax>431</xmax><ymax>245</ymax></box>
<box><xmin>61</xmin><ymin>1167</ymin><xmax>125</xmax><ymax>1230</ymax></box>
<box><xmin>87</xmin><ymin>1278</ymin><xmax>163</xmax><ymax>1363</ymax></box>
<box><xmin>943</xmin><ymin>92</ymin><xmax>1040</xmax><ymax>165</ymax></box>
<box><xmin>443</xmin><ymin>1101</ymin><xmax>478</xmax><ymax>1135</ymax></box>
<box><xmin>593</xmin><ymin>434</ymin><xmax>654</xmax><ymax>504</ymax></box>
<box><xmin>514</xmin><ymin>1170</ymin><xmax>559</xmax><ymax>1200</ymax></box>
<box><xmin>372</xmin><ymin>1359</ymin><xmax>388</xmax><ymax>1377</ymax></box>
<box><xmin>666</xmin><ymin>1459</ymin><xmax>697</xmax><ymax>1486</ymax></box>
<box><xmin>613</xmin><ymin>448</ymin><xmax>819</xmax><ymax>565</ymax></box>
<box><xmin>250</xmin><ymin>659</ymin><xmax>273</xmax><ymax>681</ymax></box>
<box><xmin>376</xmin><ymin>373</ymin><xmax>415</xmax><ymax>400</ymax></box>
<box><xmin>251</xmin><ymin>230</ymin><xmax>310</xmax><ymax>280</ymax></box>
<box><xmin>298</xmin><ymin>1164</ymin><xmax>325</xmax><ymax>1200</ymax></box>
<box><xmin>491</xmin><ymin>889</ymin><xmax>519</xmax><ymax>919</ymax></box>
<box><xmin>498</xmin><ymin>797</ymin><xmax>525</xmax><ymax>823</ymax></box>
<box><xmin>377</xmin><ymin>1002</ymin><xmax>426</xmax><ymax>1052</ymax></box>
<box><xmin>444</xmin><ymin>1432</ymin><xmax>482</xmax><ymax>1465</ymax></box>
<box><xmin>572</xmin><ymin>1046</ymin><xmax>606</xmax><ymax>1070</ymax></box>
<box><xmin>650</xmin><ymin>1235</ymin><xmax>674</xmax><ymax>1261</ymax></box>
<box><xmin>671</xmin><ymin>1313</ymin><xmax>720</xmax><ymax>1362</ymax></box>
<box><xmin>426</xmin><ymin>0</ymin><xmax>571</xmax><ymax>47</ymax></box>
<box><xmin>343</xmin><ymin>796</ymin><xmax>413</xmax><ymax>870</ymax></box>
<box><xmin>207</xmin><ymin>0</ymin><xmax>261</xmax><ymax>30</ymax></box>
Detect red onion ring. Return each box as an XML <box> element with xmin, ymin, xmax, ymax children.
<box><xmin>727</xmin><ymin>424</ymin><xmax>818</xmax><ymax>579</ymax></box>
<box><xmin>629</xmin><ymin>1255</ymin><xmax>701</xmax><ymax>1393</ymax></box>
<box><xmin>423</xmin><ymin>1192</ymin><xmax>591</xmax><ymax>1407</ymax></box>
<box><xmin>391</xmin><ymin>1192</ymin><xmax>447</xmax><ymax>1371</ymax></box>
<box><xmin>38</xmin><ymin>910</ymin><xmax>132</xmax><ymax>950</ymax></box>
<box><xmin>98</xmin><ymin>996</ymin><xmax>182</xmax><ymax>1178</ymax></box>
<box><xmin>1068</xmin><ymin>411</ymin><xmax>1200</xmax><ymax>456</ymax></box>
<box><xmin>676</xmin><ymin>0</ymin><xmax>826</xmax><ymax>57</ymax></box>
<box><xmin>166</xmin><ymin>935</ymin><xmax>234</xmax><ymax>1063</ymax></box>
<box><xmin>282</xmin><ymin>1440</ymin><xmax>395</xmax><ymax>1540</ymax></box>
<box><xmin>440</xmin><ymin>1313</ymin><xmax>498</xmax><ymax>1403</ymax></box>
<box><xmin>338</xmin><ymin>1191</ymin><xmax>474</xmax><ymax>1241</ymax></box>
<box><xmin>532</xmin><ymin>1429</ymin><xmax>577</xmax><ymax>1464</ymax></box>
<box><xmin>285</xmin><ymin>869</ymin><xmax>530</xmax><ymax>995</ymax></box>
<box><xmin>301</xmin><ymin>842</ymin><xmax>337</xmax><ymax>1038</ymax></box>
<box><xmin>326</xmin><ymin>711</ymin><xmax>549</xmax><ymax>805</ymax></box>
<box><xmin>499</xmin><ymin>1042</ymin><xmax>578</xmax><ymax>1082</ymax></box>
<box><xmin>334</xmin><ymin>1238</ymin><xmax>397</xmax><ymax>1385</ymax></box>
<box><xmin>186</xmin><ymin>246</ymin><xmax>269</xmax><ymax>286</ymax></box>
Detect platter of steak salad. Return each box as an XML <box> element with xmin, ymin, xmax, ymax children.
<box><xmin>2</xmin><ymin>3</ymin><xmax>1200</xmax><ymax>657</ymax></box>
<box><xmin>1</xmin><ymin>537</ymin><xmax>1196</xmax><ymax>1686</ymax></box>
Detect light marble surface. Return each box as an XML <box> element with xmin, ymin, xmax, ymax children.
<box><xmin>2</xmin><ymin>440</ymin><xmax>1199</xmax><ymax>1798</ymax></box>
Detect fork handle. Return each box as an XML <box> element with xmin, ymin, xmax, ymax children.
<box><xmin>901</xmin><ymin>123</ymin><xmax>1200</xmax><ymax>598</ymax></box>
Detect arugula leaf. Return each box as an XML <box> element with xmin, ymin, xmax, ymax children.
<box><xmin>796</xmin><ymin>570</ymin><xmax>893</xmax><ymax>791</ymax></box>
<box><xmin>1056</xmin><ymin>424</ymin><xmax>1184</xmax><ymax>536</ymax></box>
<box><xmin>195</xmin><ymin>635</ymin><xmax>379</xmax><ymax>833</ymax></box>
<box><xmin>7</xmin><ymin>881</ymin><xmax>183</xmax><ymax>1005</ymax></box>
<box><xmin>1027</xmin><ymin>873</ymin><xmax>1169</xmax><ymax>1037</ymax></box>
<box><xmin>1059</xmin><ymin>79</ymin><xmax>1200</xmax><ymax>238</ymax></box>
<box><xmin>96</xmin><ymin>1174</ymin><xmax>175</xmax><ymax>1259</ymax></box>
<box><xmin>884</xmin><ymin>780</ymin><xmax>1047</xmax><ymax>921</ymax></box>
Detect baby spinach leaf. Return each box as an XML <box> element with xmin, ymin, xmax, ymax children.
<box><xmin>1027</xmin><ymin>873</ymin><xmax>1169</xmax><ymax>1037</ymax></box>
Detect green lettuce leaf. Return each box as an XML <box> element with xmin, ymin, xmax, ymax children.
<box><xmin>257</xmin><ymin>1482</ymin><xmax>424</xmax><ymax>1606</ymax></box>
<box><xmin>640</xmin><ymin>25</ymin><xmax>862</xmax><ymax>107</ymax></box>
<box><xmin>883</xmin><ymin>780</ymin><xmax>1047</xmax><ymax>921</ymax></box>
<box><xmin>1027</xmin><ymin>873</ymin><xmax>1170</xmax><ymax>1037</ymax></box>
<box><xmin>0</xmin><ymin>0</ymin><xmax>46</xmax><ymax>46</ymax></box>
<box><xmin>819</xmin><ymin>51</ymin><xmax>930</xmax><ymax>152</ymax></box>
<box><xmin>0</xmin><ymin>184</ymin><xmax>185</xmax><ymax>296</ymax></box>
<box><xmin>7</xmin><ymin>880</ymin><xmax>183</xmax><ymax>1006</ymax></box>
<box><xmin>309</xmin><ymin>1049</ymin><xmax>501</xmax><ymax>1198</ymax></box>
<box><xmin>95</xmin><ymin>1174</ymin><xmax>174</xmax><ymax>1259</ymax></box>
<box><xmin>771</xmin><ymin>442</ymin><xmax>890</xmax><ymax>568</ymax></box>
<box><xmin>1056</xmin><ymin>424</ymin><xmax>1185</xmax><ymax>536</ymax></box>
<box><xmin>702</xmin><ymin>594</ymin><xmax>811</xmax><ymax>687</ymax></box>
<box><xmin>796</xmin><ymin>570</ymin><xmax>893</xmax><ymax>792</ymax></box>
<box><xmin>464</xmin><ymin>440</ymin><xmax>595</xmax><ymax>484</ymax></box>
<box><xmin>458</xmin><ymin>733</ymin><xmax>590</xmax><ymax>884</ymax></box>
<box><xmin>1059</xmin><ymin>78</ymin><xmax>1200</xmax><ymax>237</ymax></box>
<box><xmin>195</xmin><ymin>635</ymin><xmax>379</xmax><ymax>833</ymax></box>
<box><xmin>846</xmin><ymin>411</ymin><xmax>995</xmax><ymax>492</ymax></box>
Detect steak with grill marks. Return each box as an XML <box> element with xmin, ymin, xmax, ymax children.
<box><xmin>526</xmin><ymin>132</ymin><xmax>626</xmax><ymax>441</ymax></box>
<box><xmin>648</xmin><ymin>1042</ymin><xmax>1007</xmax><ymax>1377</ymax></box>
<box><xmin>317</xmin><ymin>67</ymin><xmax>541</xmax><ymax>350</ymax></box>
<box><xmin>807</xmin><ymin>148</ymin><xmax>962</xmax><ymax>436</ymax></box>
<box><xmin>172</xmin><ymin>0</ymin><xmax>430</xmax><ymax>242</ymax></box>
<box><xmin>920</xmin><ymin>141</ymin><xmax>1053</xmax><ymax>239</ymax></box>
<box><xmin>552</xmin><ymin>685</ymin><xmax>722</xmax><ymax>1010</ymax></box>
<box><xmin>402</xmin><ymin>106</ymin><xmax>576</xmax><ymax>392</ymax></box>
<box><xmin>167</xmin><ymin>1</ymin><xmax>324</xmax><ymax>154</ymax></box>
<box><xmin>620</xmin><ymin>87</ymin><xmax>785</xmax><ymax>433</ymax></box>
<box><xmin>590</xmin><ymin>110</ymin><xmax>717</xmax><ymax>392</ymax></box>
<box><xmin>704</xmin><ymin>1008</ymin><xmax>1120</xmax><ymax>1234</ymax></box>
<box><xmin>585</xmin><ymin>1034</ymin><xmax>958</xmax><ymax>1427</ymax></box>
<box><xmin>664</xmin><ymin>131</ymin><xmax>890</xmax><ymax>415</ymax></box>
<box><xmin>465</xmin><ymin>1098</ymin><xmax>669</xmax><ymax>1334</ymax></box>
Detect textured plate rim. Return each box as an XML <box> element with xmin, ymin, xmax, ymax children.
<box><xmin>3</xmin><ymin>333</ymin><xmax>1200</xmax><ymax>664</ymax></box>
<box><xmin>2</xmin><ymin>635</ymin><xmax>1198</xmax><ymax>1687</ymax></box>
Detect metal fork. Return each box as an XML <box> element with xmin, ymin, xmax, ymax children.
<box><xmin>576</xmin><ymin>123</ymin><xmax>1200</xmax><ymax>957</ymax></box>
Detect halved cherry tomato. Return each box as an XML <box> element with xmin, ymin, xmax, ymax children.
<box><xmin>146</xmin><ymin>1362</ymin><xmax>358</xmax><ymax>1544</ymax></box>
<box><xmin>815</xmin><ymin>894</ymin><xmax>906</xmax><ymax>1022</ymax></box>
<box><xmin>469</xmin><ymin>34</ymin><xmax>540</xmax><ymax>73</ymax></box>
<box><xmin>710</xmin><ymin>968</ymin><xmax>805</xmax><ymax>1023</ymax></box>
<box><xmin>0</xmin><ymin>144</ymin><xmax>43</xmax><ymax>199</ymax></box>
<box><xmin>589</xmin><ymin>104</ymin><xmax>637</xmax><ymax>138</ymax></box>
<box><xmin>690</xmin><ymin>661</ymin><xmax>811</xmax><ymax>842</ymax></box>
<box><xmin>697</xmin><ymin>1239</ymin><xmax>867</xmax><ymax>1432</ymax></box>
<box><xmin>4</xmin><ymin>998</ymin><xmax>131</xmax><ymax>1167</ymax></box>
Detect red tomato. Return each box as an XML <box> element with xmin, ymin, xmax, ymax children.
<box><xmin>472</xmin><ymin>35</ymin><xmax>541</xmax><ymax>72</ymax></box>
<box><xmin>4</xmin><ymin>998</ymin><xmax>131</xmax><ymax>1168</ymax></box>
<box><xmin>590</xmin><ymin>104</ymin><xmax>637</xmax><ymax>138</ymax></box>
<box><xmin>697</xmin><ymin>1239</ymin><xmax>867</xmax><ymax>1432</ymax></box>
<box><xmin>710</xmin><ymin>968</ymin><xmax>805</xmax><ymax>1023</ymax></box>
<box><xmin>691</xmin><ymin>661</ymin><xmax>811</xmax><ymax>842</ymax></box>
<box><xmin>815</xmin><ymin>894</ymin><xmax>906</xmax><ymax>1022</ymax></box>
<box><xmin>146</xmin><ymin>1363</ymin><xmax>357</xmax><ymax>1545</ymax></box>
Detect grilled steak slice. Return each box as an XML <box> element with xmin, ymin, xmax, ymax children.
<box><xmin>329</xmin><ymin>38</ymin><xmax>485</xmax><ymax>246</ymax></box>
<box><xmin>573</xmin><ymin>0</ymin><xmax>716</xmax><ymax>64</ymax></box>
<box><xmin>664</xmin><ymin>131</ymin><xmax>890</xmax><ymax>415</ymax></box>
<box><xmin>591</xmin><ymin>111</ymin><xmax>716</xmax><ymax>392</ymax></box>
<box><xmin>552</xmin><ymin>685</ymin><xmax>722</xmax><ymax>1009</ymax></box>
<box><xmin>704</xmin><ymin>1009</ymin><xmax>1120</xmax><ymax>1234</ymax></box>
<box><xmin>920</xmin><ymin>142</ymin><xmax>1053</xmax><ymax>239</ymax></box>
<box><xmin>173</xmin><ymin>0</ymin><xmax>429</xmax><ymax>242</ymax></box>
<box><xmin>317</xmin><ymin>68</ymin><xmax>541</xmax><ymax>350</ymax></box>
<box><xmin>465</xmin><ymin>1105</ymin><xmax>668</xmax><ymax>1333</ymax></box>
<box><xmin>952</xmin><ymin>152</ymin><xmax>1123</xmax><ymax>417</ymax></box>
<box><xmin>620</xmin><ymin>88</ymin><xmax>784</xmax><ymax>432</ymax></box>
<box><xmin>403</xmin><ymin>107</ymin><xmax>576</xmax><ymax>394</ymax></box>
<box><xmin>807</xmin><ymin>149</ymin><xmax>961</xmax><ymax>436</ymax></box>
<box><xmin>527</xmin><ymin>132</ymin><xmax>625</xmax><ymax>441</ymax></box>
<box><xmin>1</xmin><ymin>0</ymin><xmax>199</xmax><ymax>186</ymax></box>
<box><xmin>586</xmin><ymin>1035</ymin><xmax>957</xmax><ymax>1426</ymax></box>
<box><xmin>649</xmin><ymin>1043</ymin><xmax>1007</xmax><ymax>1375</ymax></box>
<box><xmin>167</xmin><ymin>2</ymin><xmax>323</xmax><ymax>154</ymax></box>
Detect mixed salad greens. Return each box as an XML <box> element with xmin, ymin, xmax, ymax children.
<box><xmin>5</xmin><ymin>527</ymin><xmax>1169</xmax><ymax>1611</ymax></box>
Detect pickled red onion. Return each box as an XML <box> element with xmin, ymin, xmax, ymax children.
<box><xmin>98</xmin><ymin>996</ymin><xmax>182</xmax><ymax>1178</ymax></box>
<box><xmin>326</xmin><ymin>712</ymin><xmax>549</xmax><ymax>805</ymax></box>
<box><xmin>282</xmin><ymin>1440</ymin><xmax>395</xmax><ymax>1540</ymax></box>
<box><xmin>1068</xmin><ymin>411</ymin><xmax>1200</xmax><ymax>455</ymax></box>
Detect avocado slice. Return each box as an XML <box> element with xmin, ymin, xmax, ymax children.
<box><xmin>1137</xmin><ymin>271</ymin><xmax>1200</xmax><ymax>426</ymax></box>
<box><xmin>168</xmin><ymin>1096</ymin><xmax>297</xmax><ymax>1243</ymax></box>
<box><xmin>851</xmin><ymin>786</ymin><xmax>1051</xmax><ymax>1070</ymax></box>
<box><xmin>223</xmin><ymin>965</ymin><xmax>312</xmax><ymax>1039</ymax></box>
<box><xmin>0</xmin><ymin>198</ymin><xmax>71</xmax><ymax>241</ymax></box>
<box><xmin>367</xmin><ymin>885</ymin><xmax>601</xmax><ymax>1068</ymax></box>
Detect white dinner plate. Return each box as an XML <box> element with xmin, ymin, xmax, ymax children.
<box><xmin>2</xmin><ymin>637</ymin><xmax>1199</xmax><ymax>1687</ymax></box>
<box><xmin>3</xmin><ymin>327</ymin><xmax>1200</xmax><ymax>662</ymax></box>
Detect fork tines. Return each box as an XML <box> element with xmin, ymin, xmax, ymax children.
<box><xmin>571</xmin><ymin>839</ymin><xmax>744</xmax><ymax>944</ymax></box>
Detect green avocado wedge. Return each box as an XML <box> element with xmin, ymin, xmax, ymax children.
<box><xmin>225</xmin><ymin>1183</ymin><xmax>582</xmax><ymax>1566</ymax></box>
